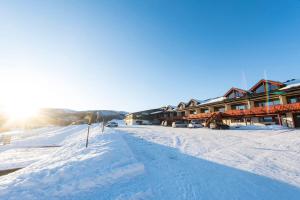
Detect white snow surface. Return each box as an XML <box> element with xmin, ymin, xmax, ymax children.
<box><xmin>1</xmin><ymin>123</ymin><xmax>300</xmax><ymax>199</ymax></box>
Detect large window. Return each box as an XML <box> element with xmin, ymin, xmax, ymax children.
<box><xmin>214</xmin><ymin>107</ymin><xmax>225</xmax><ymax>112</ymax></box>
<box><xmin>254</xmin><ymin>99</ymin><xmax>280</xmax><ymax>107</ymax></box>
<box><xmin>231</xmin><ymin>118</ymin><xmax>245</xmax><ymax>123</ymax></box>
<box><xmin>287</xmin><ymin>96</ymin><xmax>300</xmax><ymax>104</ymax></box>
<box><xmin>227</xmin><ymin>90</ymin><xmax>245</xmax><ymax>99</ymax></box>
<box><xmin>190</xmin><ymin>110</ymin><xmax>196</xmax><ymax>115</ymax></box>
<box><xmin>200</xmin><ymin>108</ymin><xmax>209</xmax><ymax>113</ymax></box>
<box><xmin>253</xmin><ymin>83</ymin><xmax>279</xmax><ymax>94</ymax></box>
<box><xmin>266</xmin><ymin>83</ymin><xmax>279</xmax><ymax>91</ymax></box>
<box><xmin>254</xmin><ymin>84</ymin><xmax>265</xmax><ymax>93</ymax></box>
<box><xmin>231</xmin><ymin>104</ymin><xmax>248</xmax><ymax>110</ymax></box>
<box><xmin>258</xmin><ymin>116</ymin><xmax>279</xmax><ymax>124</ymax></box>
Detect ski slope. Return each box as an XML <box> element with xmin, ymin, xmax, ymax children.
<box><xmin>0</xmin><ymin>124</ymin><xmax>300</xmax><ymax>199</ymax></box>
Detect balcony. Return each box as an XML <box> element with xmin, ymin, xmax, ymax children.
<box><xmin>187</xmin><ymin>102</ymin><xmax>300</xmax><ymax>119</ymax></box>
<box><xmin>225</xmin><ymin>102</ymin><xmax>300</xmax><ymax>117</ymax></box>
<box><xmin>186</xmin><ymin>112</ymin><xmax>214</xmax><ymax>120</ymax></box>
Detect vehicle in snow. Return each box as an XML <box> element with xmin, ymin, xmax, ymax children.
<box><xmin>161</xmin><ymin>121</ymin><xmax>168</xmax><ymax>126</ymax></box>
<box><xmin>172</xmin><ymin>121</ymin><xmax>188</xmax><ymax>128</ymax></box>
<box><xmin>106</xmin><ymin>121</ymin><xmax>118</xmax><ymax>127</ymax></box>
<box><xmin>209</xmin><ymin>122</ymin><xmax>230</xmax><ymax>130</ymax></box>
<box><xmin>142</xmin><ymin>121</ymin><xmax>152</xmax><ymax>125</ymax></box>
<box><xmin>188</xmin><ymin>120</ymin><xmax>203</xmax><ymax>128</ymax></box>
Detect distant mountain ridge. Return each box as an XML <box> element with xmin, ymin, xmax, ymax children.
<box><xmin>0</xmin><ymin>108</ymin><xmax>128</xmax><ymax>131</ymax></box>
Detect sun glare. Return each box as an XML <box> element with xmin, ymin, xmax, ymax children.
<box><xmin>0</xmin><ymin>70</ymin><xmax>45</xmax><ymax>122</ymax></box>
<box><xmin>3</xmin><ymin>104</ymin><xmax>39</xmax><ymax>121</ymax></box>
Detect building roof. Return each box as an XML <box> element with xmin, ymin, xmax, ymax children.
<box><xmin>162</xmin><ymin>105</ymin><xmax>176</xmax><ymax>111</ymax></box>
<box><xmin>186</xmin><ymin>99</ymin><xmax>202</xmax><ymax>107</ymax></box>
<box><xmin>199</xmin><ymin>96</ymin><xmax>226</xmax><ymax>106</ymax></box>
<box><xmin>249</xmin><ymin>79</ymin><xmax>285</xmax><ymax>92</ymax></box>
<box><xmin>127</xmin><ymin>108</ymin><xmax>163</xmax><ymax>116</ymax></box>
<box><xmin>224</xmin><ymin>87</ymin><xmax>248</xmax><ymax>97</ymax></box>
<box><xmin>280</xmin><ymin>79</ymin><xmax>300</xmax><ymax>90</ymax></box>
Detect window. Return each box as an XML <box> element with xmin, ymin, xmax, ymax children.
<box><xmin>287</xmin><ymin>96</ymin><xmax>300</xmax><ymax>104</ymax></box>
<box><xmin>214</xmin><ymin>107</ymin><xmax>225</xmax><ymax>112</ymax></box>
<box><xmin>254</xmin><ymin>84</ymin><xmax>265</xmax><ymax>93</ymax></box>
<box><xmin>231</xmin><ymin>118</ymin><xmax>245</xmax><ymax>123</ymax></box>
<box><xmin>258</xmin><ymin>116</ymin><xmax>279</xmax><ymax>124</ymax></box>
<box><xmin>254</xmin><ymin>99</ymin><xmax>280</xmax><ymax>107</ymax></box>
<box><xmin>190</xmin><ymin>110</ymin><xmax>196</xmax><ymax>114</ymax></box>
<box><xmin>200</xmin><ymin>108</ymin><xmax>209</xmax><ymax>113</ymax></box>
<box><xmin>231</xmin><ymin>104</ymin><xmax>248</xmax><ymax>110</ymax></box>
<box><xmin>227</xmin><ymin>90</ymin><xmax>245</xmax><ymax>99</ymax></box>
<box><xmin>266</xmin><ymin>83</ymin><xmax>279</xmax><ymax>91</ymax></box>
<box><xmin>259</xmin><ymin>117</ymin><xmax>273</xmax><ymax>122</ymax></box>
<box><xmin>253</xmin><ymin>82</ymin><xmax>279</xmax><ymax>94</ymax></box>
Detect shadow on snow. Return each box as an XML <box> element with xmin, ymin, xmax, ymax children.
<box><xmin>74</xmin><ymin>131</ymin><xmax>300</xmax><ymax>200</ymax></box>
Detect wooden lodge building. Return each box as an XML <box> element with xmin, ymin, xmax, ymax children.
<box><xmin>125</xmin><ymin>79</ymin><xmax>300</xmax><ymax>128</ymax></box>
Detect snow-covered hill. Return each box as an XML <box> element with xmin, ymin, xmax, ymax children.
<box><xmin>0</xmin><ymin>109</ymin><xmax>128</xmax><ymax>130</ymax></box>
<box><xmin>0</xmin><ymin>124</ymin><xmax>300</xmax><ymax>199</ymax></box>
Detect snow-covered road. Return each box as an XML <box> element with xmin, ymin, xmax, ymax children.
<box><xmin>0</xmin><ymin>124</ymin><xmax>300</xmax><ymax>199</ymax></box>
<box><xmin>120</xmin><ymin>125</ymin><xmax>300</xmax><ymax>188</ymax></box>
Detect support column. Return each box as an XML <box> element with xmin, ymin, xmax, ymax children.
<box><xmin>279</xmin><ymin>95</ymin><xmax>287</xmax><ymax>105</ymax></box>
<box><xmin>185</xmin><ymin>110</ymin><xmax>189</xmax><ymax>117</ymax></box>
<box><xmin>278</xmin><ymin>114</ymin><xmax>282</xmax><ymax>126</ymax></box>
<box><xmin>208</xmin><ymin>106</ymin><xmax>214</xmax><ymax>113</ymax></box>
<box><xmin>225</xmin><ymin>104</ymin><xmax>231</xmax><ymax>111</ymax></box>
<box><xmin>247</xmin><ymin>100</ymin><xmax>254</xmax><ymax>109</ymax></box>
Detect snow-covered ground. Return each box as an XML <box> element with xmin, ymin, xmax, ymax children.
<box><xmin>0</xmin><ymin>123</ymin><xmax>300</xmax><ymax>199</ymax></box>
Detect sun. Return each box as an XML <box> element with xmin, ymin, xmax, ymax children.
<box><xmin>0</xmin><ymin>70</ymin><xmax>46</xmax><ymax>122</ymax></box>
<box><xmin>3</xmin><ymin>104</ymin><xmax>39</xmax><ymax>121</ymax></box>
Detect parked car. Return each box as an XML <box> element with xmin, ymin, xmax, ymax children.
<box><xmin>172</xmin><ymin>121</ymin><xmax>188</xmax><ymax>128</ymax></box>
<box><xmin>161</xmin><ymin>121</ymin><xmax>168</xmax><ymax>126</ymax></box>
<box><xmin>188</xmin><ymin>120</ymin><xmax>203</xmax><ymax>128</ymax></box>
<box><xmin>164</xmin><ymin>121</ymin><xmax>169</xmax><ymax>126</ymax></box>
<box><xmin>209</xmin><ymin>122</ymin><xmax>230</xmax><ymax>130</ymax></box>
<box><xmin>106</xmin><ymin>121</ymin><xmax>118</xmax><ymax>127</ymax></box>
<box><xmin>142</xmin><ymin>120</ymin><xmax>152</xmax><ymax>125</ymax></box>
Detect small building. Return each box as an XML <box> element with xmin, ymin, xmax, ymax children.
<box><xmin>125</xmin><ymin>108</ymin><xmax>164</xmax><ymax>125</ymax></box>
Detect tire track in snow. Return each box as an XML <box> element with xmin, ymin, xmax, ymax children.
<box><xmin>121</xmin><ymin>132</ymin><xmax>198</xmax><ymax>199</ymax></box>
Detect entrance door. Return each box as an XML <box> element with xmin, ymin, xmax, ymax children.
<box><xmin>293</xmin><ymin>113</ymin><xmax>300</xmax><ymax>128</ymax></box>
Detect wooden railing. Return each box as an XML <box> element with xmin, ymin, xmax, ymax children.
<box><xmin>224</xmin><ymin>102</ymin><xmax>300</xmax><ymax>117</ymax></box>
<box><xmin>186</xmin><ymin>112</ymin><xmax>214</xmax><ymax>120</ymax></box>
<box><xmin>187</xmin><ymin>102</ymin><xmax>300</xmax><ymax>119</ymax></box>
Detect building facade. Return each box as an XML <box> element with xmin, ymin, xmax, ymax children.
<box><xmin>125</xmin><ymin>79</ymin><xmax>300</xmax><ymax>128</ymax></box>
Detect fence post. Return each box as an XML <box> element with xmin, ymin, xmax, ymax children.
<box><xmin>85</xmin><ymin>124</ymin><xmax>90</xmax><ymax>148</ymax></box>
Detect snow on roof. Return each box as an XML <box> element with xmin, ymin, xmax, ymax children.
<box><xmin>199</xmin><ymin>96</ymin><xmax>226</xmax><ymax>106</ymax></box>
<box><xmin>162</xmin><ymin>105</ymin><xmax>176</xmax><ymax>110</ymax></box>
<box><xmin>191</xmin><ymin>99</ymin><xmax>202</xmax><ymax>103</ymax></box>
<box><xmin>280</xmin><ymin>79</ymin><xmax>300</xmax><ymax>90</ymax></box>
<box><xmin>150</xmin><ymin>111</ymin><xmax>163</xmax><ymax>114</ymax></box>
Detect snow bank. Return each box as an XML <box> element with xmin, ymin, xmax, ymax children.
<box><xmin>231</xmin><ymin>124</ymin><xmax>288</xmax><ymax>130</ymax></box>
<box><xmin>0</xmin><ymin>126</ymin><xmax>144</xmax><ymax>199</ymax></box>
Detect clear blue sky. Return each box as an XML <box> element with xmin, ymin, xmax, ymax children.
<box><xmin>0</xmin><ymin>0</ymin><xmax>300</xmax><ymax>112</ymax></box>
